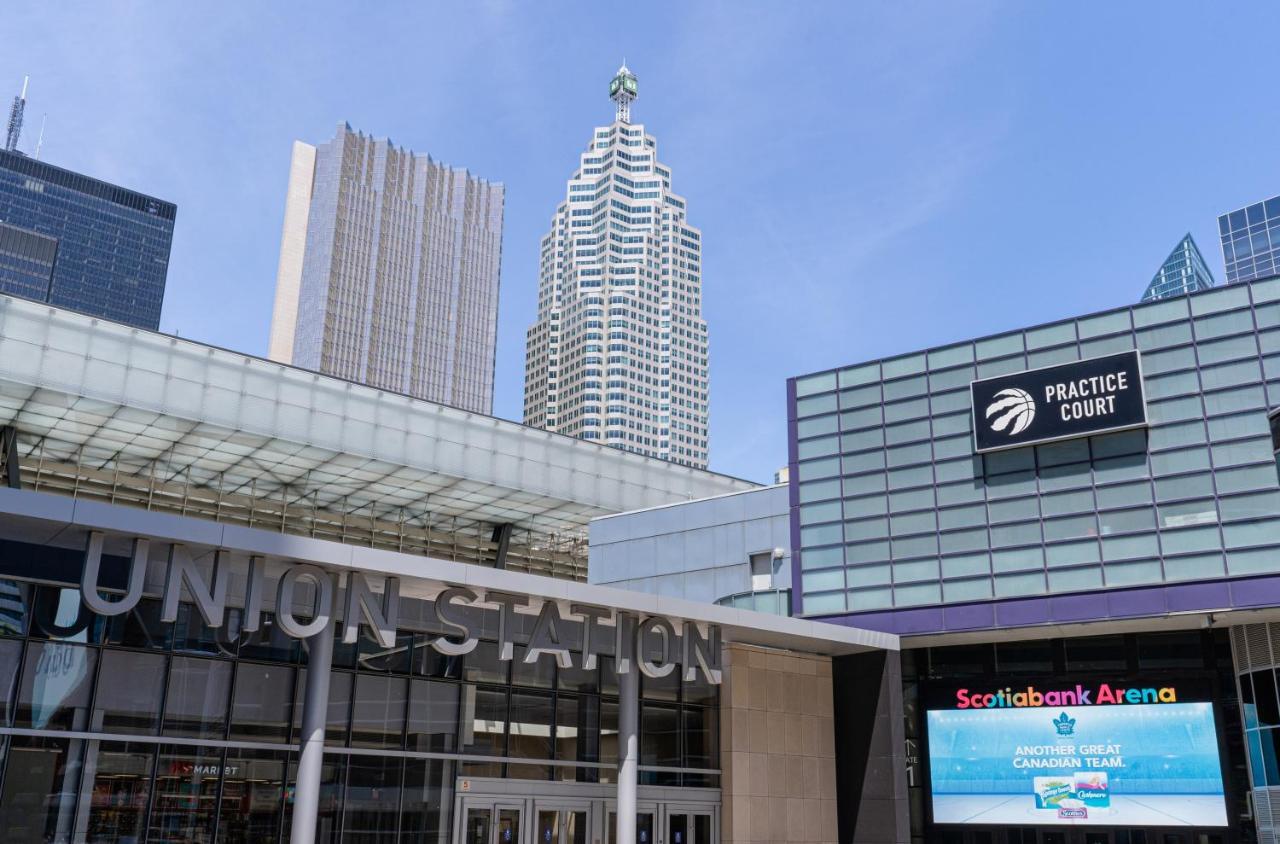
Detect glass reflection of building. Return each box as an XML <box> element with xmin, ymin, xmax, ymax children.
<box><xmin>1220</xmin><ymin>195</ymin><xmax>1280</xmax><ymax>285</ymax></box>
<box><xmin>0</xmin><ymin>552</ymin><xmax>718</xmax><ymax>843</ymax></box>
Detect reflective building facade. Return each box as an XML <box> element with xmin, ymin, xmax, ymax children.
<box><xmin>0</xmin><ymin>150</ymin><xmax>175</xmax><ymax>329</ymax></box>
<box><xmin>1141</xmin><ymin>232</ymin><xmax>1215</xmax><ymax>302</ymax></box>
<box><xmin>789</xmin><ymin>278</ymin><xmax>1280</xmax><ymax>620</ymax></box>
<box><xmin>1221</xmin><ymin>195</ymin><xmax>1280</xmax><ymax>285</ymax></box>
<box><xmin>268</xmin><ymin>125</ymin><xmax>505</xmax><ymax>415</ymax></box>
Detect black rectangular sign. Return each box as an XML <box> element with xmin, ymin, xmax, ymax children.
<box><xmin>970</xmin><ymin>350</ymin><xmax>1147</xmax><ymax>454</ymax></box>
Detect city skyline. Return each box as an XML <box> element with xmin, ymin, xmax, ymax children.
<box><xmin>2</xmin><ymin>2</ymin><xmax>1278</xmax><ymax>483</ymax></box>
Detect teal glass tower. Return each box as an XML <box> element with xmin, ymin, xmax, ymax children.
<box><xmin>1140</xmin><ymin>233</ymin><xmax>1215</xmax><ymax>302</ymax></box>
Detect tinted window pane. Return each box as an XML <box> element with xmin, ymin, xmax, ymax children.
<box><xmin>229</xmin><ymin>661</ymin><xmax>294</xmax><ymax>743</ymax></box>
<box><xmin>460</xmin><ymin>685</ymin><xmax>507</xmax><ymax>757</ymax></box>
<box><xmin>407</xmin><ymin>679</ymin><xmax>459</xmax><ymax>753</ymax></box>
<box><xmin>1064</xmin><ymin>636</ymin><xmax>1127</xmax><ymax>672</ymax></box>
<box><xmin>350</xmin><ymin>674</ymin><xmax>408</xmax><ymax>748</ymax></box>
<box><xmin>16</xmin><ymin>640</ymin><xmax>97</xmax><ymax>730</ymax></box>
<box><xmin>94</xmin><ymin>649</ymin><xmax>165</xmax><ymax>734</ymax></box>
<box><xmin>508</xmin><ymin>691</ymin><xmax>554</xmax><ymax>760</ymax></box>
<box><xmin>163</xmin><ymin>656</ymin><xmax>231</xmax><ymax>739</ymax></box>
<box><xmin>344</xmin><ymin>756</ymin><xmax>403</xmax><ymax>839</ymax></box>
<box><xmin>640</xmin><ymin>702</ymin><xmax>680</xmax><ymax>767</ymax></box>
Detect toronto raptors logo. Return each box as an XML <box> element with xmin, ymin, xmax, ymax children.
<box><xmin>985</xmin><ymin>387</ymin><xmax>1036</xmax><ymax>436</ymax></box>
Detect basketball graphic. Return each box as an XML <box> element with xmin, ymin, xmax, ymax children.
<box><xmin>985</xmin><ymin>387</ymin><xmax>1036</xmax><ymax>436</ymax></box>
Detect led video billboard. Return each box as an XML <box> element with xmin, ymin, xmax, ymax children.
<box><xmin>927</xmin><ymin>685</ymin><xmax>1227</xmax><ymax>827</ymax></box>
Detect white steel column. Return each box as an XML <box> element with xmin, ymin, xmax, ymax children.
<box><xmin>616</xmin><ymin>665</ymin><xmax>640</xmax><ymax>843</ymax></box>
<box><xmin>291</xmin><ymin>623</ymin><xmax>334</xmax><ymax>844</ymax></box>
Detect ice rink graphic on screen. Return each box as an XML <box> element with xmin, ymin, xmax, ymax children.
<box><xmin>926</xmin><ymin>702</ymin><xmax>1228</xmax><ymax>827</ymax></box>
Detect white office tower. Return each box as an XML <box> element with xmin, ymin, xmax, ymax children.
<box><xmin>268</xmin><ymin>124</ymin><xmax>504</xmax><ymax>414</ymax></box>
<box><xmin>523</xmin><ymin>66</ymin><xmax>709</xmax><ymax>467</ymax></box>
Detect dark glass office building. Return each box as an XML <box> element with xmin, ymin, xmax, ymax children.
<box><xmin>1220</xmin><ymin>195</ymin><xmax>1280</xmax><ymax>286</ymax></box>
<box><xmin>0</xmin><ymin>150</ymin><xmax>175</xmax><ymax>329</ymax></box>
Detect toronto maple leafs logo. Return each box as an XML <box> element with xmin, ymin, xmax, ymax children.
<box><xmin>985</xmin><ymin>387</ymin><xmax>1037</xmax><ymax>436</ymax></box>
<box><xmin>1053</xmin><ymin>711</ymin><xmax>1076</xmax><ymax>736</ymax></box>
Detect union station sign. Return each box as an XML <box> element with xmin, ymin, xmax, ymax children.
<box><xmin>77</xmin><ymin>531</ymin><xmax>723</xmax><ymax>684</ymax></box>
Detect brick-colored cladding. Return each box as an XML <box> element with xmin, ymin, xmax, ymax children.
<box><xmin>720</xmin><ymin>643</ymin><xmax>838</xmax><ymax>844</ymax></box>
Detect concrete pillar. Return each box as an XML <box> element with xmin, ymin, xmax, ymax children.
<box><xmin>291</xmin><ymin>623</ymin><xmax>334</xmax><ymax>844</ymax></box>
<box><xmin>616</xmin><ymin>664</ymin><xmax>640</xmax><ymax>843</ymax></box>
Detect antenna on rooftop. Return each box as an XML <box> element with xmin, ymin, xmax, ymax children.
<box><xmin>34</xmin><ymin>114</ymin><xmax>46</xmax><ymax>160</ymax></box>
<box><xmin>5</xmin><ymin>76</ymin><xmax>28</xmax><ymax>153</ymax></box>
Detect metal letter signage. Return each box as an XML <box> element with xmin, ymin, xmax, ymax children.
<box><xmin>74</xmin><ymin>533</ymin><xmax>724</xmax><ymax>683</ymax></box>
<box><xmin>970</xmin><ymin>350</ymin><xmax>1147</xmax><ymax>454</ymax></box>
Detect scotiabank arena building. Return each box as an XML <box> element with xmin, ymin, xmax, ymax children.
<box><xmin>0</xmin><ymin>297</ymin><xmax>893</xmax><ymax>844</ymax></box>
<box><xmin>787</xmin><ymin>275</ymin><xmax>1280</xmax><ymax>844</ymax></box>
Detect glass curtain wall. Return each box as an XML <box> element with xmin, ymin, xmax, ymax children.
<box><xmin>0</xmin><ymin>573</ymin><xmax>719</xmax><ymax>843</ymax></box>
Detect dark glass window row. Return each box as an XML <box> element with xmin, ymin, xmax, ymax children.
<box><xmin>0</xmin><ymin>150</ymin><xmax>177</xmax><ymax>220</ymax></box>
<box><xmin>910</xmin><ymin>630</ymin><xmax>1218</xmax><ymax>680</ymax></box>
<box><xmin>0</xmin><ymin>735</ymin><xmax>452</xmax><ymax>844</ymax></box>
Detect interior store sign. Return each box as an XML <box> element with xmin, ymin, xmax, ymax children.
<box><xmin>970</xmin><ymin>350</ymin><xmax>1147</xmax><ymax>454</ymax></box>
<box><xmin>76</xmin><ymin>531</ymin><xmax>722</xmax><ymax>684</ymax></box>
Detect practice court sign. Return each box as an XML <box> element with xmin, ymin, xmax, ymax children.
<box><xmin>970</xmin><ymin>350</ymin><xmax>1147</xmax><ymax>454</ymax></box>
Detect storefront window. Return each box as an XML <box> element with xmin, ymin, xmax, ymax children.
<box><xmin>344</xmin><ymin>755</ymin><xmax>403</xmax><ymax>840</ymax></box>
<box><xmin>0</xmin><ymin>734</ymin><xmax>85</xmax><ymax>843</ymax></box>
<box><xmin>282</xmin><ymin>755</ymin><xmax>345</xmax><ymax>844</ymax></box>
<box><xmin>218</xmin><ymin>749</ymin><xmax>287</xmax><ymax>842</ymax></box>
<box><xmin>85</xmin><ymin>740</ymin><xmax>153</xmax><ymax>843</ymax></box>
<box><xmin>399</xmin><ymin>758</ymin><xmax>452</xmax><ymax>843</ymax></box>
<box><xmin>149</xmin><ymin>745</ymin><xmax>223</xmax><ymax>841</ymax></box>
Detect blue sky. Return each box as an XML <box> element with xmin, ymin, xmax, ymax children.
<box><xmin>3</xmin><ymin>2</ymin><xmax>1278</xmax><ymax>483</ymax></box>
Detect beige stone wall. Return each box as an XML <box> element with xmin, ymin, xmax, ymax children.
<box><xmin>720</xmin><ymin>643</ymin><xmax>838</xmax><ymax>844</ymax></box>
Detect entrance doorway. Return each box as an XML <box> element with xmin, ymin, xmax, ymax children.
<box><xmin>454</xmin><ymin>778</ymin><xmax>719</xmax><ymax>844</ymax></box>
<box><xmin>462</xmin><ymin>799</ymin><xmax>524</xmax><ymax>844</ymax></box>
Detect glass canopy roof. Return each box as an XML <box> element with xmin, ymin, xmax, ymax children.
<box><xmin>0</xmin><ymin>297</ymin><xmax>755</xmax><ymax>578</ymax></box>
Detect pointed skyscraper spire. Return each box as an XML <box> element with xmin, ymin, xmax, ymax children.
<box><xmin>1141</xmin><ymin>233</ymin><xmax>1216</xmax><ymax>302</ymax></box>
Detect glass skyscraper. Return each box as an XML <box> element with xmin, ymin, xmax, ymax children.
<box><xmin>0</xmin><ymin>150</ymin><xmax>176</xmax><ymax>329</ymax></box>
<box><xmin>1219</xmin><ymin>193</ymin><xmax>1280</xmax><ymax>284</ymax></box>
<box><xmin>1140</xmin><ymin>232</ymin><xmax>1215</xmax><ymax>302</ymax></box>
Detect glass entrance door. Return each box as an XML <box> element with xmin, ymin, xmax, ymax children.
<box><xmin>605</xmin><ymin>809</ymin><xmax>655</xmax><ymax>844</ymax></box>
<box><xmin>465</xmin><ymin>807</ymin><xmax>492</xmax><ymax>844</ymax></box>
<box><xmin>664</xmin><ymin>810</ymin><xmax>711</xmax><ymax>844</ymax></box>
<box><xmin>535</xmin><ymin>806</ymin><xmax>587</xmax><ymax>844</ymax></box>
<box><xmin>462</xmin><ymin>802</ymin><xmax>523</xmax><ymax>844</ymax></box>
